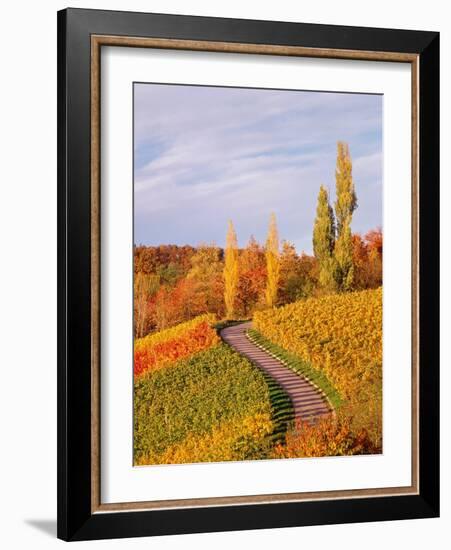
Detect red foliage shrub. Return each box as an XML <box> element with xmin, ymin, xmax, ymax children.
<box><xmin>273</xmin><ymin>414</ymin><xmax>377</xmax><ymax>459</ymax></box>
<box><xmin>134</xmin><ymin>318</ymin><xmax>219</xmax><ymax>377</ymax></box>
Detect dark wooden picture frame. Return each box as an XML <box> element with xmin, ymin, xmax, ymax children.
<box><xmin>57</xmin><ymin>7</ymin><xmax>439</xmax><ymax>542</ymax></box>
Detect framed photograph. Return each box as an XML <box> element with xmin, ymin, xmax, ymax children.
<box><xmin>57</xmin><ymin>8</ymin><xmax>439</xmax><ymax>541</ymax></box>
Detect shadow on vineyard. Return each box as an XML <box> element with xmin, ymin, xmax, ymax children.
<box><xmin>257</xmin><ymin>370</ymin><xmax>294</xmax><ymax>444</ymax></box>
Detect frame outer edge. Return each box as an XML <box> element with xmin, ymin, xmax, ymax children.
<box><xmin>58</xmin><ymin>8</ymin><xmax>98</xmax><ymax>540</ymax></box>
<box><xmin>58</xmin><ymin>7</ymin><xmax>440</xmax><ymax>540</ymax></box>
<box><xmin>418</xmin><ymin>32</ymin><xmax>440</xmax><ymax>515</ymax></box>
<box><xmin>57</xmin><ymin>8</ymin><xmax>69</xmax><ymax>542</ymax></box>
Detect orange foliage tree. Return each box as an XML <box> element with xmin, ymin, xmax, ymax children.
<box><xmin>353</xmin><ymin>228</ymin><xmax>383</xmax><ymax>289</ymax></box>
<box><xmin>273</xmin><ymin>415</ymin><xmax>376</xmax><ymax>458</ymax></box>
<box><xmin>236</xmin><ymin>236</ymin><xmax>266</xmax><ymax>317</ymax></box>
<box><xmin>148</xmin><ymin>277</ymin><xmax>207</xmax><ymax>332</ymax></box>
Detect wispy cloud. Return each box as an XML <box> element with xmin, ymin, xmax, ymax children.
<box><xmin>134</xmin><ymin>84</ymin><xmax>382</xmax><ymax>253</ymax></box>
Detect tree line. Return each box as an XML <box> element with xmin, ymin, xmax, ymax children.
<box><xmin>134</xmin><ymin>141</ymin><xmax>382</xmax><ymax>337</ymax></box>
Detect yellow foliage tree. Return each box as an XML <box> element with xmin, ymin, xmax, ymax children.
<box><xmin>334</xmin><ymin>141</ymin><xmax>357</xmax><ymax>290</ymax></box>
<box><xmin>265</xmin><ymin>213</ymin><xmax>280</xmax><ymax>307</ymax></box>
<box><xmin>335</xmin><ymin>141</ymin><xmax>357</xmax><ymax>235</ymax></box>
<box><xmin>223</xmin><ymin>220</ymin><xmax>239</xmax><ymax>318</ymax></box>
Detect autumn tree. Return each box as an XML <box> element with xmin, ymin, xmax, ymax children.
<box><xmin>313</xmin><ymin>185</ymin><xmax>337</xmax><ymax>291</ymax></box>
<box><xmin>279</xmin><ymin>241</ymin><xmax>300</xmax><ymax>304</ymax></box>
<box><xmin>265</xmin><ymin>213</ymin><xmax>280</xmax><ymax>307</ymax></box>
<box><xmin>334</xmin><ymin>141</ymin><xmax>357</xmax><ymax>234</ymax></box>
<box><xmin>352</xmin><ymin>234</ymin><xmax>368</xmax><ymax>290</ymax></box>
<box><xmin>236</xmin><ymin>236</ymin><xmax>266</xmax><ymax>316</ymax></box>
<box><xmin>366</xmin><ymin>229</ymin><xmax>383</xmax><ymax>288</ymax></box>
<box><xmin>134</xmin><ymin>244</ymin><xmax>196</xmax><ymax>276</ymax></box>
<box><xmin>240</xmin><ymin>235</ymin><xmax>265</xmax><ymax>273</ymax></box>
<box><xmin>334</xmin><ymin>218</ymin><xmax>354</xmax><ymax>291</ymax></box>
<box><xmin>149</xmin><ymin>285</ymin><xmax>175</xmax><ymax>331</ymax></box>
<box><xmin>366</xmin><ymin>228</ymin><xmax>383</xmax><ymax>255</ymax></box>
<box><xmin>187</xmin><ymin>244</ymin><xmax>224</xmax><ymax>317</ymax></box>
<box><xmin>147</xmin><ymin>274</ymin><xmax>216</xmax><ymax>333</ymax></box>
<box><xmin>279</xmin><ymin>241</ymin><xmax>317</xmax><ymax>304</ymax></box>
<box><xmin>187</xmin><ymin>244</ymin><xmax>222</xmax><ymax>279</ymax></box>
<box><xmin>298</xmin><ymin>253</ymin><xmax>319</xmax><ymax>296</ymax></box>
<box><xmin>223</xmin><ymin>220</ymin><xmax>239</xmax><ymax>318</ymax></box>
<box><xmin>280</xmin><ymin>241</ymin><xmax>298</xmax><ymax>277</ymax></box>
<box><xmin>353</xmin><ymin>229</ymin><xmax>383</xmax><ymax>289</ymax></box>
<box><xmin>334</xmin><ymin>142</ymin><xmax>357</xmax><ymax>290</ymax></box>
<box><xmin>134</xmin><ymin>272</ymin><xmax>160</xmax><ymax>337</ymax></box>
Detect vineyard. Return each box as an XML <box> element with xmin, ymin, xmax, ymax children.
<box><xmin>254</xmin><ymin>288</ymin><xmax>383</xmax><ymax>450</ymax></box>
<box><xmin>134</xmin><ymin>314</ymin><xmax>219</xmax><ymax>376</ymax></box>
<box><xmin>134</xmin><ymin>343</ymin><xmax>286</xmax><ymax>465</ymax></box>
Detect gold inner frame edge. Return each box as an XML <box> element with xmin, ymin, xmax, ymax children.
<box><xmin>90</xmin><ymin>35</ymin><xmax>420</xmax><ymax>514</ymax></box>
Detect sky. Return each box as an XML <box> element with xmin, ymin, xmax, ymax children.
<box><xmin>134</xmin><ymin>83</ymin><xmax>382</xmax><ymax>254</ymax></box>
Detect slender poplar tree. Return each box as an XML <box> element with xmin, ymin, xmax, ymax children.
<box><xmin>223</xmin><ymin>220</ymin><xmax>239</xmax><ymax>318</ymax></box>
<box><xmin>334</xmin><ymin>141</ymin><xmax>357</xmax><ymax>235</ymax></box>
<box><xmin>313</xmin><ymin>185</ymin><xmax>337</xmax><ymax>290</ymax></box>
<box><xmin>265</xmin><ymin>213</ymin><xmax>280</xmax><ymax>307</ymax></box>
<box><xmin>334</xmin><ymin>141</ymin><xmax>357</xmax><ymax>290</ymax></box>
<box><xmin>334</xmin><ymin>217</ymin><xmax>354</xmax><ymax>291</ymax></box>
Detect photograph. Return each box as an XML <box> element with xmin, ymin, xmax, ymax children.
<box><xmin>133</xmin><ymin>83</ymin><xmax>383</xmax><ymax>466</ymax></box>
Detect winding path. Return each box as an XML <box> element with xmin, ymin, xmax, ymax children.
<box><xmin>221</xmin><ymin>322</ymin><xmax>331</xmax><ymax>423</ymax></box>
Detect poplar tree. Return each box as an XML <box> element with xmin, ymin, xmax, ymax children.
<box><xmin>313</xmin><ymin>185</ymin><xmax>337</xmax><ymax>290</ymax></box>
<box><xmin>223</xmin><ymin>220</ymin><xmax>239</xmax><ymax>318</ymax></box>
<box><xmin>265</xmin><ymin>213</ymin><xmax>280</xmax><ymax>307</ymax></box>
<box><xmin>334</xmin><ymin>141</ymin><xmax>357</xmax><ymax>234</ymax></box>
<box><xmin>334</xmin><ymin>142</ymin><xmax>357</xmax><ymax>290</ymax></box>
<box><xmin>334</xmin><ymin>217</ymin><xmax>354</xmax><ymax>291</ymax></box>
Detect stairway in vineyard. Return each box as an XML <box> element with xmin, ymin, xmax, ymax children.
<box><xmin>221</xmin><ymin>322</ymin><xmax>331</xmax><ymax>424</ymax></box>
